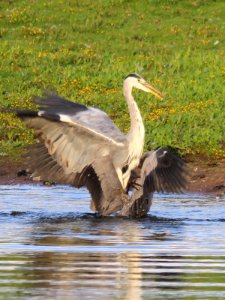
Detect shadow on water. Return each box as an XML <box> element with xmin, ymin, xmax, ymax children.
<box><xmin>0</xmin><ymin>184</ymin><xmax>225</xmax><ymax>299</ymax></box>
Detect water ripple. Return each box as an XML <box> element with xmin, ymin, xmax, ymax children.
<box><xmin>0</xmin><ymin>184</ymin><xmax>225</xmax><ymax>299</ymax></box>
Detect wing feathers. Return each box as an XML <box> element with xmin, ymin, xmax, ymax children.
<box><xmin>123</xmin><ymin>148</ymin><xmax>187</xmax><ymax>217</ymax></box>
<box><xmin>133</xmin><ymin>147</ymin><xmax>187</xmax><ymax>194</ymax></box>
<box><xmin>34</xmin><ymin>93</ymin><xmax>88</xmax><ymax>115</ymax></box>
<box><xmin>24</xmin><ymin>142</ymin><xmax>125</xmax><ymax>216</ymax></box>
<box><xmin>19</xmin><ymin>115</ymin><xmax>121</xmax><ymax>175</ymax></box>
<box><xmin>34</xmin><ymin>92</ymin><xmax>125</xmax><ymax>146</ymax></box>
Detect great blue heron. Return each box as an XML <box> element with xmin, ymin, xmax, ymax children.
<box><xmin>16</xmin><ymin>73</ymin><xmax>164</xmax><ymax>215</ymax></box>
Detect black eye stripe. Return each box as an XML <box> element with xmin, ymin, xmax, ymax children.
<box><xmin>125</xmin><ymin>73</ymin><xmax>142</xmax><ymax>80</ymax></box>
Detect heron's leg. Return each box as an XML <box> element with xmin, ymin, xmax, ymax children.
<box><xmin>128</xmin><ymin>180</ymin><xmax>142</xmax><ymax>191</ymax></box>
<box><xmin>120</xmin><ymin>176</ymin><xmax>152</xmax><ymax>218</ymax></box>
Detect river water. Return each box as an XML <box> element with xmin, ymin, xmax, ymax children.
<box><xmin>0</xmin><ymin>184</ymin><xmax>225</xmax><ymax>299</ymax></box>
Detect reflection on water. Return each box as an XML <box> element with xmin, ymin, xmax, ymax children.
<box><xmin>0</xmin><ymin>185</ymin><xmax>225</xmax><ymax>299</ymax></box>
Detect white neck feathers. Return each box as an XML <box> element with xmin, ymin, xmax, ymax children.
<box><xmin>123</xmin><ymin>80</ymin><xmax>145</xmax><ymax>143</ymax></box>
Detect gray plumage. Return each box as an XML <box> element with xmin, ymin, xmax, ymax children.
<box><xmin>16</xmin><ymin>74</ymin><xmax>164</xmax><ymax>215</ymax></box>
<box><xmin>14</xmin><ymin>74</ymin><xmax>187</xmax><ymax>217</ymax></box>
<box><xmin>120</xmin><ymin>147</ymin><xmax>187</xmax><ymax>217</ymax></box>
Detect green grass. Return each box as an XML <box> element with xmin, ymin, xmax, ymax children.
<box><xmin>0</xmin><ymin>0</ymin><xmax>224</xmax><ymax>159</ymax></box>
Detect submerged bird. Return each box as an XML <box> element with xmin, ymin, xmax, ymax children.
<box><xmin>16</xmin><ymin>73</ymin><xmax>164</xmax><ymax>215</ymax></box>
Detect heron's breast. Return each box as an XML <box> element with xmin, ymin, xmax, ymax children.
<box><xmin>128</xmin><ymin>135</ymin><xmax>144</xmax><ymax>165</ymax></box>
<box><xmin>122</xmin><ymin>135</ymin><xmax>144</xmax><ymax>179</ymax></box>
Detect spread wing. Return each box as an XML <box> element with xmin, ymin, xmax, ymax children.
<box><xmin>17</xmin><ymin>93</ymin><xmax>126</xmax><ymax>176</ymax></box>
<box><xmin>16</xmin><ymin>92</ymin><xmax>128</xmax><ymax>215</ymax></box>
<box><xmin>34</xmin><ymin>93</ymin><xmax>125</xmax><ymax>143</ymax></box>
<box><xmin>121</xmin><ymin>148</ymin><xmax>187</xmax><ymax>217</ymax></box>
<box><xmin>140</xmin><ymin>147</ymin><xmax>187</xmax><ymax>194</ymax></box>
<box><xmin>24</xmin><ymin>143</ymin><xmax>125</xmax><ymax>216</ymax></box>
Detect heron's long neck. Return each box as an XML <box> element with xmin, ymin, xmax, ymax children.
<box><xmin>123</xmin><ymin>83</ymin><xmax>145</xmax><ymax>146</ymax></box>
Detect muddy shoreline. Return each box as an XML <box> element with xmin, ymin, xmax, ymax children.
<box><xmin>0</xmin><ymin>156</ymin><xmax>225</xmax><ymax>196</ymax></box>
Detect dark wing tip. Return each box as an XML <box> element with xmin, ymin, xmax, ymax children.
<box><xmin>33</xmin><ymin>91</ymin><xmax>88</xmax><ymax>116</ymax></box>
<box><xmin>141</xmin><ymin>147</ymin><xmax>188</xmax><ymax>194</ymax></box>
<box><xmin>16</xmin><ymin>110</ymin><xmax>38</xmax><ymax>119</ymax></box>
<box><xmin>0</xmin><ymin>107</ymin><xmax>38</xmax><ymax>119</ymax></box>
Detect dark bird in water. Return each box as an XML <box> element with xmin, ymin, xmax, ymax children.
<box><xmin>15</xmin><ymin>74</ymin><xmax>187</xmax><ymax>217</ymax></box>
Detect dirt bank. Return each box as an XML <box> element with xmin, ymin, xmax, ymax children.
<box><xmin>0</xmin><ymin>156</ymin><xmax>224</xmax><ymax>196</ymax></box>
<box><xmin>184</xmin><ymin>155</ymin><xmax>225</xmax><ymax>196</ymax></box>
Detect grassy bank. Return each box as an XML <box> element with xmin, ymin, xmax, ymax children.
<box><xmin>0</xmin><ymin>0</ymin><xmax>224</xmax><ymax>159</ymax></box>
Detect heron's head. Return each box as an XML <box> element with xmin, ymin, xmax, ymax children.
<box><xmin>124</xmin><ymin>73</ymin><xmax>163</xmax><ymax>99</ymax></box>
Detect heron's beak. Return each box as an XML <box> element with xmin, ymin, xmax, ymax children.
<box><xmin>143</xmin><ymin>82</ymin><xmax>164</xmax><ymax>99</ymax></box>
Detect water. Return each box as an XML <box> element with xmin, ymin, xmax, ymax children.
<box><xmin>0</xmin><ymin>184</ymin><xmax>225</xmax><ymax>299</ymax></box>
